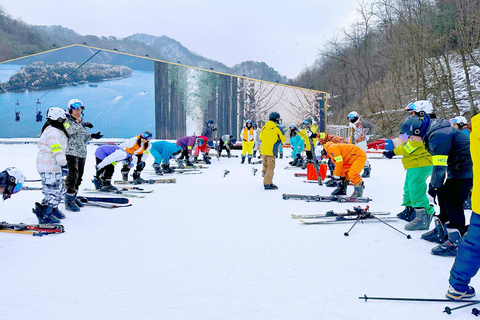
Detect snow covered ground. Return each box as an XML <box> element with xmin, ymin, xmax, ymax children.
<box><xmin>0</xmin><ymin>142</ymin><xmax>475</xmax><ymax>320</ymax></box>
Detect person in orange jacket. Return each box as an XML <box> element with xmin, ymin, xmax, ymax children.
<box><xmin>320</xmin><ymin>141</ymin><xmax>367</xmax><ymax>197</ymax></box>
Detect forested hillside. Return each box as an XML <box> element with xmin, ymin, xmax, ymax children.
<box><xmin>293</xmin><ymin>0</ymin><xmax>480</xmax><ymax>138</ymax></box>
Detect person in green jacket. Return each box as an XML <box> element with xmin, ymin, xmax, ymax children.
<box><xmin>383</xmin><ymin>131</ymin><xmax>434</xmax><ymax>230</ymax></box>
<box><xmin>260</xmin><ymin>112</ymin><xmax>286</xmax><ymax>190</ymax></box>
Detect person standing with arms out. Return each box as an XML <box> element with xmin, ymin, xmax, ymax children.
<box><xmin>63</xmin><ymin>99</ymin><xmax>103</xmax><ymax>212</ymax></box>
<box><xmin>445</xmin><ymin>113</ymin><xmax>480</xmax><ymax>300</ymax></box>
<box><xmin>34</xmin><ymin>107</ymin><xmax>69</xmax><ymax>224</ymax></box>
<box><xmin>260</xmin><ymin>112</ymin><xmax>286</xmax><ymax>190</ymax></box>
<box><xmin>241</xmin><ymin>120</ymin><xmax>255</xmax><ymax>164</ymax></box>
<box><xmin>348</xmin><ymin>111</ymin><xmax>375</xmax><ymax>178</ymax></box>
<box><xmin>119</xmin><ymin>131</ymin><xmax>152</xmax><ymax>183</ymax></box>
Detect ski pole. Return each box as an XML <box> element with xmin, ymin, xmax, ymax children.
<box><xmin>343</xmin><ymin>215</ymin><xmax>363</xmax><ymax>236</ymax></box>
<box><xmin>25</xmin><ymin>179</ymin><xmax>41</xmax><ymax>182</ymax></box>
<box><xmin>372</xmin><ymin>216</ymin><xmax>412</xmax><ymax>239</ymax></box>
<box><xmin>444</xmin><ymin>300</ymin><xmax>480</xmax><ymax>314</ymax></box>
<box><xmin>360</xmin><ymin>294</ymin><xmax>480</xmax><ymax>303</ymax></box>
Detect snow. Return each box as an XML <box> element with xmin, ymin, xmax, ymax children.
<box><xmin>0</xmin><ymin>142</ymin><xmax>475</xmax><ymax>320</ymax></box>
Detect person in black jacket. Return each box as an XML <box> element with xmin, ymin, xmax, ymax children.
<box><xmin>400</xmin><ymin>115</ymin><xmax>473</xmax><ymax>257</ymax></box>
<box><xmin>201</xmin><ymin>119</ymin><xmax>217</xmax><ymax>140</ymax></box>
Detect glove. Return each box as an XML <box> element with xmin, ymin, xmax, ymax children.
<box><xmin>382</xmin><ymin>150</ymin><xmax>395</xmax><ymax>159</ymax></box>
<box><xmin>61</xmin><ymin>165</ymin><xmax>69</xmax><ymax>177</ymax></box>
<box><xmin>82</xmin><ymin>122</ymin><xmax>93</xmax><ymax>128</ymax></box>
<box><xmin>123</xmin><ymin>159</ymin><xmax>134</xmax><ymax>168</ymax></box>
<box><xmin>306</xmin><ymin>130</ymin><xmax>313</xmax><ymax>138</ymax></box>
<box><xmin>428</xmin><ymin>184</ymin><xmax>439</xmax><ymax>205</ymax></box>
<box><xmin>212</xmin><ymin>127</ymin><xmax>217</xmax><ymax>131</ymax></box>
<box><xmin>90</xmin><ymin>132</ymin><xmax>103</xmax><ymax>139</ymax></box>
<box><xmin>137</xmin><ymin>161</ymin><xmax>146</xmax><ymax>170</ymax></box>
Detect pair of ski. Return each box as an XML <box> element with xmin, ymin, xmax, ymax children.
<box><xmin>82</xmin><ymin>188</ymin><xmax>147</xmax><ymax>199</ymax></box>
<box><xmin>291</xmin><ymin>206</ymin><xmax>391</xmax><ymax>224</ymax></box>
<box><xmin>283</xmin><ymin>193</ymin><xmax>372</xmax><ymax>203</ymax></box>
<box><xmin>0</xmin><ymin>221</ymin><xmax>64</xmax><ymax>236</ymax></box>
<box><xmin>77</xmin><ymin>196</ymin><xmax>131</xmax><ymax>208</ymax></box>
<box><xmin>149</xmin><ymin>169</ymin><xmax>202</xmax><ymax>175</ymax></box>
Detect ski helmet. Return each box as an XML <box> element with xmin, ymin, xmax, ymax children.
<box><xmin>315</xmin><ymin>144</ymin><xmax>326</xmax><ymax>160</ymax></box>
<box><xmin>246</xmin><ymin>120</ymin><xmax>252</xmax><ymax>126</ymax></box>
<box><xmin>303</xmin><ymin>118</ymin><xmax>313</xmax><ymax>127</ymax></box>
<box><xmin>46</xmin><ymin>107</ymin><xmax>68</xmax><ymax>123</ymax></box>
<box><xmin>290</xmin><ymin>124</ymin><xmax>297</xmax><ymax>129</ymax></box>
<box><xmin>405</xmin><ymin>100</ymin><xmax>433</xmax><ymax>117</ymax></box>
<box><xmin>269</xmin><ymin>112</ymin><xmax>281</xmax><ymax>124</ymax></box>
<box><xmin>347</xmin><ymin>111</ymin><xmax>359</xmax><ymax>124</ymax></box>
<box><xmin>400</xmin><ymin>116</ymin><xmax>423</xmax><ymax>138</ymax></box>
<box><xmin>207</xmin><ymin>119</ymin><xmax>214</xmax><ymax>125</ymax></box>
<box><xmin>140</xmin><ymin>131</ymin><xmax>153</xmax><ymax>140</ymax></box>
<box><xmin>196</xmin><ymin>138</ymin><xmax>205</xmax><ymax>146</ymax></box>
<box><xmin>206</xmin><ymin>139</ymin><xmax>214</xmax><ymax>148</ymax></box>
<box><xmin>252</xmin><ymin>123</ymin><xmax>258</xmax><ymax>129</ymax></box>
<box><xmin>1</xmin><ymin>167</ymin><xmax>25</xmax><ymax>200</ymax></box>
<box><xmin>450</xmin><ymin>116</ymin><xmax>468</xmax><ymax>127</ymax></box>
<box><xmin>67</xmin><ymin>99</ymin><xmax>84</xmax><ymax>111</ymax></box>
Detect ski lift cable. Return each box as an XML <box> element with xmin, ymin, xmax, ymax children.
<box><xmin>37</xmin><ymin>49</ymin><xmax>102</xmax><ymax>102</ymax></box>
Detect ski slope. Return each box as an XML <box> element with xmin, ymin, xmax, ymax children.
<box><xmin>0</xmin><ymin>142</ymin><xmax>474</xmax><ymax>320</ymax></box>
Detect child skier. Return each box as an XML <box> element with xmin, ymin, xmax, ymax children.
<box><xmin>151</xmin><ymin>141</ymin><xmax>182</xmax><ymax>174</ymax></box>
<box><xmin>288</xmin><ymin>124</ymin><xmax>304</xmax><ymax>167</ymax></box>
<box><xmin>34</xmin><ymin>107</ymin><xmax>69</xmax><ymax>224</ymax></box>
<box><xmin>119</xmin><ymin>131</ymin><xmax>152</xmax><ymax>183</ymax></box>
<box><xmin>93</xmin><ymin>145</ymin><xmax>133</xmax><ymax>190</ymax></box>
<box><xmin>241</xmin><ymin>120</ymin><xmax>255</xmax><ymax>164</ymax></box>
<box><xmin>193</xmin><ymin>135</ymin><xmax>212</xmax><ymax>164</ymax></box>
<box><xmin>176</xmin><ymin>136</ymin><xmax>203</xmax><ymax>167</ymax></box>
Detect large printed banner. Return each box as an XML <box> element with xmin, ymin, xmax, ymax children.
<box><xmin>0</xmin><ymin>45</ymin><xmax>326</xmax><ymax>139</ymax></box>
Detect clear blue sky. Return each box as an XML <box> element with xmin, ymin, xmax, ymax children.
<box><xmin>1</xmin><ymin>0</ymin><xmax>359</xmax><ymax>78</ymax></box>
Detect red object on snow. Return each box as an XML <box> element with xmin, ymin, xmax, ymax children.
<box><xmin>367</xmin><ymin>139</ymin><xmax>386</xmax><ymax>150</ymax></box>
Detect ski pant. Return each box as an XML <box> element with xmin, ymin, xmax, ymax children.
<box><xmin>402</xmin><ymin>166</ymin><xmax>434</xmax><ymax>215</ymax></box>
<box><xmin>96</xmin><ymin>157</ymin><xmax>115</xmax><ymax>181</ymax></box>
<box><xmin>342</xmin><ymin>155</ymin><xmax>366</xmax><ymax>186</ymax></box>
<box><xmin>356</xmin><ymin>140</ymin><xmax>370</xmax><ymax>168</ymax></box>
<box><xmin>437</xmin><ymin>178</ymin><xmax>473</xmax><ymax>230</ymax></box>
<box><xmin>39</xmin><ymin>172</ymin><xmax>65</xmax><ymax>208</ymax></box>
<box><xmin>449</xmin><ymin>212</ymin><xmax>480</xmax><ymax>292</ymax></box>
<box><xmin>218</xmin><ymin>140</ymin><xmax>231</xmax><ymax>157</ymax></box>
<box><xmin>262</xmin><ymin>155</ymin><xmax>276</xmax><ymax>185</ymax></box>
<box><xmin>242</xmin><ymin>140</ymin><xmax>254</xmax><ymax>156</ymax></box>
<box><xmin>328</xmin><ymin>159</ymin><xmax>335</xmax><ymax>177</ymax></box>
<box><xmin>65</xmin><ymin>155</ymin><xmax>86</xmax><ymax>194</ymax></box>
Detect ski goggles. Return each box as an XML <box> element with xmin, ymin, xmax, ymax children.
<box><xmin>405</xmin><ymin>102</ymin><xmax>417</xmax><ymax>111</ymax></box>
<box><xmin>399</xmin><ymin>132</ymin><xmax>409</xmax><ymax>142</ymax></box>
<box><xmin>70</xmin><ymin>102</ymin><xmax>85</xmax><ymax>110</ymax></box>
<box><xmin>141</xmin><ymin>132</ymin><xmax>152</xmax><ymax>140</ymax></box>
<box><xmin>3</xmin><ymin>182</ymin><xmax>22</xmax><ymax>200</ymax></box>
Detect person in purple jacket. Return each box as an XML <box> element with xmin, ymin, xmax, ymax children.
<box><xmin>176</xmin><ymin>136</ymin><xmax>204</xmax><ymax>167</ymax></box>
<box><xmin>92</xmin><ymin>145</ymin><xmax>133</xmax><ymax>191</ymax></box>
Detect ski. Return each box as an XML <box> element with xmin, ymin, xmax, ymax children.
<box><xmin>79</xmin><ymin>196</ymin><xmax>129</xmax><ymax>204</ymax></box>
<box><xmin>284</xmin><ymin>166</ymin><xmax>305</xmax><ymax>170</ymax></box>
<box><xmin>251</xmin><ymin>160</ymin><xmax>263</xmax><ymax>165</ymax></box>
<box><xmin>299</xmin><ymin>216</ymin><xmax>398</xmax><ymax>224</ymax></box>
<box><xmin>113</xmin><ymin>178</ymin><xmax>176</xmax><ymax>185</ymax></box>
<box><xmin>282</xmin><ymin>193</ymin><xmax>372</xmax><ymax>203</ymax></box>
<box><xmin>0</xmin><ymin>221</ymin><xmax>64</xmax><ymax>233</ymax></box>
<box><xmin>81</xmin><ymin>190</ymin><xmax>145</xmax><ymax>198</ymax></box>
<box><xmin>294</xmin><ymin>173</ymin><xmax>307</xmax><ymax>177</ymax></box>
<box><xmin>83</xmin><ymin>187</ymin><xmax>153</xmax><ymax>194</ymax></box>
<box><xmin>0</xmin><ymin>229</ymin><xmax>54</xmax><ymax>236</ymax></box>
<box><xmin>291</xmin><ymin>209</ymin><xmax>390</xmax><ymax>219</ymax></box>
<box><xmin>21</xmin><ymin>186</ymin><xmax>43</xmax><ymax>191</ymax></box>
<box><xmin>82</xmin><ymin>201</ymin><xmax>132</xmax><ymax>209</ymax></box>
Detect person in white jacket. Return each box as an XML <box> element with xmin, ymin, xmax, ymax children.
<box><xmin>119</xmin><ymin>131</ymin><xmax>152</xmax><ymax>182</ymax></box>
<box><xmin>93</xmin><ymin>145</ymin><xmax>133</xmax><ymax>191</ymax></box>
<box><xmin>34</xmin><ymin>107</ymin><xmax>69</xmax><ymax>224</ymax></box>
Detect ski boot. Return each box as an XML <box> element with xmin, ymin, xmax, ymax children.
<box><xmin>331</xmin><ymin>178</ymin><xmax>348</xmax><ymax>196</ymax></box>
<box><xmin>279</xmin><ymin>152</ymin><xmax>283</xmax><ymax>159</ymax></box>
<box><xmin>289</xmin><ymin>158</ymin><xmax>298</xmax><ymax>166</ymax></box>
<box><xmin>325</xmin><ymin>177</ymin><xmax>337</xmax><ymax>187</ymax></box>
<box><xmin>92</xmin><ymin>176</ymin><xmax>103</xmax><ymax>190</ymax></box>
<box><xmin>253</xmin><ymin>151</ymin><xmax>257</xmax><ymax>158</ymax></box>
<box><xmin>227</xmin><ymin>150</ymin><xmax>231</xmax><ymax>158</ymax></box>
<box><xmin>431</xmin><ymin>228</ymin><xmax>462</xmax><ymax>256</ymax></box>
<box><xmin>152</xmin><ymin>163</ymin><xmax>163</xmax><ymax>175</ymax></box>
<box><xmin>162</xmin><ymin>163</ymin><xmax>174</xmax><ymax>174</ymax></box>
<box><xmin>193</xmin><ymin>156</ymin><xmax>198</xmax><ymax>163</ymax></box>
<box><xmin>361</xmin><ymin>164</ymin><xmax>371</xmax><ymax>178</ymax></box>
<box><xmin>185</xmin><ymin>158</ymin><xmax>194</xmax><ymax>167</ymax></box>
<box><xmin>52</xmin><ymin>206</ymin><xmax>66</xmax><ymax>219</ymax></box>
<box><xmin>204</xmin><ymin>155</ymin><xmax>211</xmax><ymax>165</ymax></box>
<box><xmin>248</xmin><ymin>155</ymin><xmax>252</xmax><ymax>164</ymax></box>
<box><xmin>404</xmin><ymin>208</ymin><xmax>432</xmax><ymax>231</ymax></box>
<box><xmin>421</xmin><ymin>217</ymin><xmax>448</xmax><ymax>244</ymax></box>
<box><xmin>351</xmin><ymin>181</ymin><xmax>364</xmax><ymax>198</ymax></box>
<box><xmin>132</xmin><ymin>171</ymin><xmax>146</xmax><ymax>184</ymax></box>
<box><xmin>33</xmin><ymin>202</ymin><xmax>60</xmax><ymax>224</ymax></box>
<box><xmin>397</xmin><ymin>206</ymin><xmax>415</xmax><ymax>222</ymax></box>
<box><xmin>121</xmin><ymin>170</ymin><xmax>129</xmax><ymax>182</ymax></box>
<box><xmin>241</xmin><ymin>155</ymin><xmax>246</xmax><ymax>164</ymax></box>
<box><xmin>264</xmin><ymin>184</ymin><xmax>278</xmax><ymax>190</ymax></box>
<box><xmin>74</xmin><ymin>192</ymin><xmax>84</xmax><ymax>208</ymax></box>
<box><xmin>446</xmin><ymin>285</ymin><xmax>476</xmax><ymax>300</ymax></box>
<box><xmin>100</xmin><ymin>179</ymin><xmax>118</xmax><ymax>191</ymax></box>
<box><xmin>65</xmin><ymin>193</ymin><xmax>80</xmax><ymax>212</ymax></box>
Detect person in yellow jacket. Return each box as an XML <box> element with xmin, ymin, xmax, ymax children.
<box><xmin>383</xmin><ymin>132</ymin><xmax>433</xmax><ymax>231</ymax></box>
<box><xmin>240</xmin><ymin>120</ymin><xmax>255</xmax><ymax>164</ymax></box>
<box><xmin>446</xmin><ymin>113</ymin><xmax>480</xmax><ymax>300</ymax></box>
<box><xmin>320</xmin><ymin>141</ymin><xmax>366</xmax><ymax>197</ymax></box>
<box><xmin>259</xmin><ymin>112</ymin><xmax>286</xmax><ymax>190</ymax></box>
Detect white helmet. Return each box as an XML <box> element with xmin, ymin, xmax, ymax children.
<box><xmin>451</xmin><ymin>116</ymin><xmax>468</xmax><ymax>127</ymax></box>
<box><xmin>348</xmin><ymin>111</ymin><xmax>360</xmax><ymax>125</ymax></box>
<box><xmin>405</xmin><ymin>100</ymin><xmax>433</xmax><ymax>116</ymax></box>
<box><xmin>2</xmin><ymin>167</ymin><xmax>25</xmax><ymax>200</ymax></box>
<box><xmin>314</xmin><ymin>144</ymin><xmax>326</xmax><ymax>160</ymax></box>
<box><xmin>46</xmin><ymin>107</ymin><xmax>68</xmax><ymax>122</ymax></box>
<box><xmin>67</xmin><ymin>99</ymin><xmax>84</xmax><ymax>111</ymax></box>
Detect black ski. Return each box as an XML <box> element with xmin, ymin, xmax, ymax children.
<box><xmin>282</xmin><ymin>193</ymin><xmax>372</xmax><ymax>203</ymax></box>
<box><xmin>0</xmin><ymin>221</ymin><xmax>64</xmax><ymax>233</ymax></box>
<box><xmin>292</xmin><ymin>207</ymin><xmax>390</xmax><ymax>219</ymax></box>
<box><xmin>79</xmin><ymin>196</ymin><xmax>129</xmax><ymax>204</ymax></box>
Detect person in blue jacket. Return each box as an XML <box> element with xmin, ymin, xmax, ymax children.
<box><xmin>150</xmin><ymin>141</ymin><xmax>182</xmax><ymax>174</ymax></box>
<box><xmin>400</xmin><ymin>115</ymin><xmax>473</xmax><ymax>256</ymax></box>
<box><xmin>288</xmin><ymin>124</ymin><xmax>304</xmax><ymax>167</ymax></box>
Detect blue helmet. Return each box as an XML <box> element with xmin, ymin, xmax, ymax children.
<box><xmin>269</xmin><ymin>112</ymin><xmax>281</xmax><ymax>124</ymax></box>
<box><xmin>206</xmin><ymin>140</ymin><xmax>214</xmax><ymax>148</ymax></box>
<box><xmin>196</xmin><ymin>138</ymin><xmax>205</xmax><ymax>146</ymax></box>
<box><xmin>400</xmin><ymin>116</ymin><xmax>423</xmax><ymax>137</ymax></box>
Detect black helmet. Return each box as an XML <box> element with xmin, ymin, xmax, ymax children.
<box><xmin>400</xmin><ymin>116</ymin><xmax>423</xmax><ymax>137</ymax></box>
<box><xmin>269</xmin><ymin>112</ymin><xmax>281</xmax><ymax>124</ymax></box>
<box><xmin>207</xmin><ymin>119</ymin><xmax>214</xmax><ymax>125</ymax></box>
